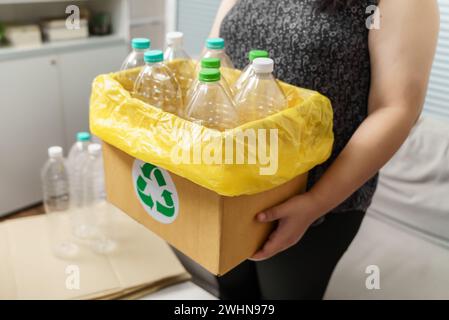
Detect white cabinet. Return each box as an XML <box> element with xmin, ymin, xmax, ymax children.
<box><xmin>0</xmin><ymin>55</ymin><xmax>66</xmax><ymax>214</ymax></box>
<box><xmin>0</xmin><ymin>0</ymin><xmax>170</xmax><ymax>215</ymax></box>
<box><xmin>0</xmin><ymin>42</ymin><xmax>127</xmax><ymax>215</ymax></box>
<box><xmin>59</xmin><ymin>44</ymin><xmax>127</xmax><ymax>146</ymax></box>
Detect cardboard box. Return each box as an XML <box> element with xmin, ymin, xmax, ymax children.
<box><xmin>103</xmin><ymin>143</ymin><xmax>307</xmax><ymax>275</ymax></box>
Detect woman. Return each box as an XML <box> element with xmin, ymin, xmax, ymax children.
<box><xmin>208</xmin><ymin>0</ymin><xmax>439</xmax><ymax>299</ymax></box>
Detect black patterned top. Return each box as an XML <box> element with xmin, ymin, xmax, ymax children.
<box><xmin>220</xmin><ymin>0</ymin><xmax>379</xmax><ymax>212</ymax></box>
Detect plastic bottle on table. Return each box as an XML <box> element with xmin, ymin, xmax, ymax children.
<box><xmin>234</xmin><ymin>50</ymin><xmax>269</xmax><ymax>93</ymax></box>
<box><xmin>67</xmin><ymin>132</ymin><xmax>91</xmax><ymax>209</ymax></box>
<box><xmin>164</xmin><ymin>32</ymin><xmax>195</xmax><ymax>104</ymax></box>
<box><xmin>235</xmin><ymin>58</ymin><xmax>287</xmax><ymax>124</ymax></box>
<box><xmin>185</xmin><ymin>68</ymin><xmax>239</xmax><ymax>131</ymax></box>
<box><xmin>188</xmin><ymin>57</ymin><xmax>233</xmax><ymax>104</ymax></box>
<box><xmin>118</xmin><ymin>38</ymin><xmax>151</xmax><ymax>90</ymax></box>
<box><xmin>83</xmin><ymin>143</ymin><xmax>116</xmax><ymax>254</ymax></box>
<box><xmin>41</xmin><ymin>146</ymin><xmax>79</xmax><ymax>259</ymax></box>
<box><xmin>133</xmin><ymin>50</ymin><xmax>183</xmax><ymax>116</ymax></box>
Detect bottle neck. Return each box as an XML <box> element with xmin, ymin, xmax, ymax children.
<box><xmin>254</xmin><ymin>72</ymin><xmax>273</xmax><ymax>80</ymax></box>
<box><xmin>77</xmin><ymin>140</ymin><xmax>90</xmax><ymax>150</ymax></box>
<box><xmin>145</xmin><ymin>61</ymin><xmax>163</xmax><ymax>67</ymax></box>
<box><xmin>199</xmin><ymin>80</ymin><xmax>220</xmax><ymax>85</ymax></box>
<box><xmin>207</xmin><ymin>47</ymin><xmax>225</xmax><ymax>53</ymax></box>
<box><xmin>49</xmin><ymin>156</ymin><xmax>63</xmax><ymax>162</ymax></box>
<box><xmin>133</xmin><ymin>48</ymin><xmax>148</xmax><ymax>53</ymax></box>
<box><xmin>168</xmin><ymin>43</ymin><xmax>182</xmax><ymax>50</ymax></box>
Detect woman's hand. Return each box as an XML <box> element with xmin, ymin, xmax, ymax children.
<box><xmin>250</xmin><ymin>192</ymin><xmax>324</xmax><ymax>261</ymax></box>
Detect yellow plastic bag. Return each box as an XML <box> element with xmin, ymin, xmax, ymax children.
<box><xmin>90</xmin><ymin>61</ymin><xmax>334</xmax><ymax>196</ymax></box>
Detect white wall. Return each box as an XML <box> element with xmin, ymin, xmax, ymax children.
<box><xmin>423</xmin><ymin>0</ymin><xmax>449</xmax><ymax>121</ymax></box>
<box><xmin>176</xmin><ymin>0</ymin><xmax>221</xmax><ymax>57</ymax></box>
<box><xmin>128</xmin><ymin>0</ymin><xmax>166</xmax><ymax>49</ymax></box>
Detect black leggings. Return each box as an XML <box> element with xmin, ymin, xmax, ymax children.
<box><xmin>255</xmin><ymin>210</ymin><xmax>366</xmax><ymax>299</ymax></box>
<box><xmin>173</xmin><ymin>210</ymin><xmax>366</xmax><ymax>300</ymax></box>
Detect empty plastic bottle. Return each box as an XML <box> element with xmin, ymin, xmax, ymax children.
<box><xmin>67</xmin><ymin>132</ymin><xmax>91</xmax><ymax>210</ymax></box>
<box><xmin>77</xmin><ymin>143</ymin><xmax>104</xmax><ymax>241</ymax></box>
<box><xmin>119</xmin><ymin>38</ymin><xmax>151</xmax><ymax>90</ymax></box>
<box><xmin>234</xmin><ymin>50</ymin><xmax>269</xmax><ymax>93</ymax></box>
<box><xmin>133</xmin><ymin>50</ymin><xmax>183</xmax><ymax>116</ymax></box>
<box><xmin>121</xmin><ymin>38</ymin><xmax>151</xmax><ymax>70</ymax></box>
<box><xmin>42</xmin><ymin>146</ymin><xmax>70</xmax><ymax>213</ymax></box>
<box><xmin>83</xmin><ymin>144</ymin><xmax>116</xmax><ymax>254</ymax></box>
<box><xmin>83</xmin><ymin>144</ymin><xmax>105</xmax><ymax>208</ymax></box>
<box><xmin>235</xmin><ymin>58</ymin><xmax>287</xmax><ymax>124</ymax></box>
<box><xmin>198</xmin><ymin>38</ymin><xmax>234</xmax><ymax>86</ymax></box>
<box><xmin>188</xmin><ymin>58</ymin><xmax>233</xmax><ymax>104</ymax></box>
<box><xmin>185</xmin><ymin>68</ymin><xmax>239</xmax><ymax>131</ymax></box>
<box><xmin>164</xmin><ymin>32</ymin><xmax>195</xmax><ymax>103</ymax></box>
<box><xmin>41</xmin><ymin>146</ymin><xmax>79</xmax><ymax>259</ymax></box>
<box><xmin>200</xmin><ymin>38</ymin><xmax>234</xmax><ymax>69</ymax></box>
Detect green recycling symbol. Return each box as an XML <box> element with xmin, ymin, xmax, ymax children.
<box><xmin>133</xmin><ymin>160</ymin><xmax>179</xmax><ymax>223</ymax></box>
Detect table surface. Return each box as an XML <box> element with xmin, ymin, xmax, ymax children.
<box><xmin>4</xmin><ymin>204</ymin><xmax>217</xmax><ymax>300</ymax></box>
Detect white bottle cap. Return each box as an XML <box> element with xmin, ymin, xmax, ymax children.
<box><xmin>166</xmin><ymin>31</ymin><xmax>184</xmax><ymax>46</ymax></box>
<box><xmin>48</xmin><ymin>146</ymin><xmax>63</xmax><ymax>158</ymax></box>
<box><xmin>88</xmin><ymin>143</ymin><xmax>102</xmax><ymax>155</ymax></box>
<box><xmin>252</xmin><ymin>58</ymin><xmax>274</xmax><ymax>74</ymax></box>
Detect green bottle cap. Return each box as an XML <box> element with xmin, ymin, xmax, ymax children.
<box><xmin>199</xmin><ymin>68</ymin><xmax>221</xmax><ymax>82</ymax></box>
<box><xmin>131</xmin><ymin>38</ymin><xmax>150</xmax><ymax>49</ymax></box>
<box><xmin>206</xmin><ymin>38</ymin><xmax>225</xmax><ymax>50</ymax></box>
<box><xmin>201</xmin><ymin>58</ymin><xmax>221</xmax><ymax>69</ymax></box>
<box><xmin>249</xmin><ymin>50</ymin><xmax>269</xmax><ymax>61</ymax></box>
<box><xmin>76</xmin><ymin>132</ymin><xmax>91</xmax><ymax>142</ymax></box>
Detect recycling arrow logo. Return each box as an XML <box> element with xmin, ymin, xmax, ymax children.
<box><xmin>132</xmin><ymin>160</ymin><xmax>179</xmax><ymax>224</ymax></box>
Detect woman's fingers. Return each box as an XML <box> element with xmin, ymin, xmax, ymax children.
<box><xmin>250</xmin><ymin>221</ymin><xmax>292</xmax><ymax>261</ymax></box>
<box><xmin>251</xmin><ymin>218</ymin><xmax>305</xmax><ymax>261</ymax></box>
<box><xmin>251</xmin><ymin>193</ymin><xmax>321</xmax><ymax>261</ymax></box>
<box><xmin>256</xmin><ymin>196</ymin><xmax>298</xmax><ymax>222</ymax></box>
<box><xmin>257</xmin><ymin>207</ymin><xmax>282</xmax><ymax>222</ymax></box>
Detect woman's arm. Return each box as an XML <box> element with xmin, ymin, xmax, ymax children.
<box><xmin>252</xmin><ymin>0</ymin><xmax>440</xmax><ymax>260</ymax></box>
<box><xmin>209</xmin><ymin>0</ymin><xmax>237</xmax><ymax>38</ymax></box>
